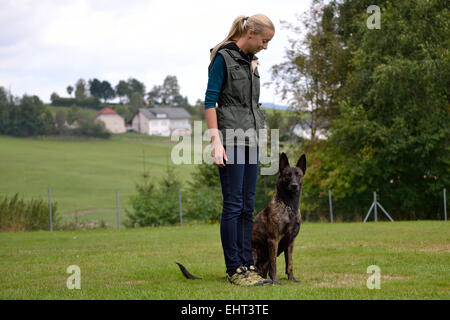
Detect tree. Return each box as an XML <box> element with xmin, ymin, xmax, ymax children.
<box><xmin>194</xmin><ymin>99</ymin><xmax>205</xmax><ymax>120</ymax></box>
<box><xmin>89</xmin><ymin>79</ymin><xmax>116</xmax><ymax>103</ymax></box>
<box><xmin>100</xmin><ymin>81</ymin><xmax>115</xmax><ymax>103</ymax></box>
<box><xmin>161</xmin><ymin>75</ymin><xmax>180</xmax><ymax>105</ymax></box>
<box><xmin>114</xmin><ymin>78</ymin><xmax>146</xmax><ymax>104</ymax></box>
<box><xmin>67</xmin><ymin>105</ymin><xmax>82</xmax><ymax>125</ymax></box>
<box><xmin>50</xmin><ymin>92</ymin><xmax>60</xmax><ymax>103</ymax></box>
<box><xmin>0</xmin><ymin>87</ymin><xmax>13</xmax><ymax>135</ymax></box>
<box><xmin>127</xmin><ymin>78</ymin><xmax>146</xmax><ymax>100</ymax></box>
<box><xmin>66</xmin><ymin>86</ymin><xmax>74</xmax><ymax>97</ymax></box>
<box><xmin>115</xmin><ymin>80</ymin><xmax>130</xmax><ymax>104</ymax></box>
<box><xmin>147</xmin><ymin>85</ymin><xmax>161</xmax><ymax>107</ymax></box>
<box><xmin>55</xmin><ymin>110</ymin><xmax>67</xmax><ymax>131</ymax></box>
<box><xmin>125</xmin><ymin>163</ymin><xmax>183</xmax><ymax>227</ymax></box>
<box><xmin>184</xmin><ymin>162</ymin><xmax>223</xmax><ymax>223</ymax></box>
<box><xmin>6</xmin><ymin>94</ymin><xmax>55</xmax><ymax>137</ymax></box>
<box><xmin>74</xmin><ymin>79</ymin><xmax>87</xmax><ymax>100</ymax></box>
<box><xmin>146</xmin><ymin>75</ymin><xmax>189</xmax><ymax>108</ymax></box>
<box><xmin>270</xmin><ymin>0</ymin><xmax>348</xmax><ymax>143</ymax></box>
<box><xmin>89</xmin><ymin>78</ymin><xmax>103</xmax><ymax>99</ymax></box>
<box><xmin>299</xmin><ymin>0</ymin><xmax>450</xmax><ymax>220</ymax></box>
<box><xmin>129</xmin><ymin>92</ymin><xmax>146</xmax><ymax>115</ymax></box>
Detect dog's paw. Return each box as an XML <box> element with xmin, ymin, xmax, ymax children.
<box><xmin>288</xmin><ymin>276</ymin><xmax>300</xmax><ymax>283</ymax></box>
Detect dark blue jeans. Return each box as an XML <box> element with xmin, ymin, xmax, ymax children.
<box><xmin>218</xmin><ymin>145</ymin><xmax>259</xmax><ymax>276</ymax></box>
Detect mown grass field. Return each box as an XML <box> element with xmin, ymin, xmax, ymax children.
<box><xmin>0</xmin><ymin>107</ymin><xmax>287</xmax><ymax>228</ymax></box>
<box><xmin>0</xmin><ymin>221</ymin><xmax>448</xmax><ymax>299</ymax></box>
<box><xmin>0</xmin><ymin>133</ymin><xmax>201</xmax><ymax>226</ymax></box>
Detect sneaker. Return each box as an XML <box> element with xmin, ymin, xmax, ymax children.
<box><xmin>227</xmin><ymin>266</ymin><xmax>264</xmax><ymax>286</ymax></box>
<box><xmin>246</xmin><ymin>265</ymin><xmax>273</xmax><ymax>285</ymax></box>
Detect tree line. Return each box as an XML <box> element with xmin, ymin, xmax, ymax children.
<box><xmin>0</xmin><ymin>87</ymin><xmax>111</xmax><ymax>138</ymax></box>
<box><xmin>124</xmin><ymin>0</ymin><xmax>449</xmax><ymax>225</ymax></box>
<box><xmin>55</xmin><ymin>76</ymin><xmax>188</xmax><ymax>106</ymax></box>
<box><xmin>0</xmin><ymin>74</ymin><xmax>205</xmax><ymax>139</ymax></box>
<box><xmin>268</xmin><ymin>0</ymin><xmax>449</xmax><ymax>220</ymax></box>
<box><xmin>2</xmin><ymin>0</ymin><xmax>448</xmax><ymax>224</ymax></box>
<box><xmin>51</xmin><ymin>75</ymin><xmax>203</xmax><ymax>123</ymax></box>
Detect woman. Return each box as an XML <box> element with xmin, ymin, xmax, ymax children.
<box><xmin>204</xmin><ymin>14</ymin><xmax>275</xmax><ymax>286</ymax></box>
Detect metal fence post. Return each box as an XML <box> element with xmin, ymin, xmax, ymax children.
<box><xmin>373</xmin><ymin>191</ymin><xmax>378</xmax><ymax>222</ymax></box>
<box><xmin>48</xmin><ymin>188</ymin><xmax>53</xmax><ymax>232</ymax></box>
<box><xmin>364</xmin><ymin>190</ymin><xmax>393</xmax><ymax>222</ymax></box>
<box><xmin>444</xmin><ymin>188</ymin><xmax>447</xmax><ymax>221</ymax></box>
<box><xmin>116</xmin><ymin>189</ymin><xmax>120</xmax><ymax>230</ymax></box>
<box><xmin>328</xmin><ymin>190</ymin><xmax>334</xmax><ymax>223</ymax></box>
<box><xmin>178</xmin><ymin>188</ymin><xmax>183</xmax><ymax>227</ymax></box>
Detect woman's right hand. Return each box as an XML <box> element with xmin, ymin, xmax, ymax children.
<box><xmin>211</xmin><ymin>141</ymin><xmax>228</xmax><ymax>167</ymax></box>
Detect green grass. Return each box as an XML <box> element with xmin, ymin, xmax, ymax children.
<box><xmin>0</xmin><ymin>221</ymin><xmax>448</xmax><ymax>299</ymax></box>
<box><xmin>0</xmin><ymin>133</ymin><xmax>201</xmax><ymax>226</ymax></box>
<box><xmin>46</xmin><ymin>105</ymin><xmax>98</xmax><ymax>118</ymax></box>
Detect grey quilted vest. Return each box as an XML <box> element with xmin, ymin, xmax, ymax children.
<box><xmin>211</xmin><ymin>48</ymin><xmax>267</xmax><ymax>147</ymax></box>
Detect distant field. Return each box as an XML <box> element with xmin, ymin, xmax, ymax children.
<box><xmin>46</xmin><ymin>105</ymin><xmax>97</xmax><ymax>117</ymax></box>
<box><xmin>0</xmin><ymin>221</ymin><xmax>448</xmax><ymax>299</ymax></box>
<box><xmin>0</xmin><ymin>133</ymin><xmax>203</xmax><ymax>226</ymax></box>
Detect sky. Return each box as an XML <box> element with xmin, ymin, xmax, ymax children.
<box><xmin>0</xmin><ymin>0</ymin><xmax>312</xmax><ymax>106</ymax></box>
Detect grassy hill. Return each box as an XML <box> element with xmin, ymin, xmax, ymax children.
<box><xmin>0</xmin><ymin>221</ymin><xmax>448</xmax><ymax>299</ymax></box>
<box><xmin>0</xmin><ymin>133</ymin><xmax>201</xmax><ymax>226</ymax></box>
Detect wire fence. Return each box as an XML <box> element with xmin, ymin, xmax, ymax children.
<box><xmin>44</xmin><ymin>187</ymin><xmax>448</xmax><ymax>231</ymax></box>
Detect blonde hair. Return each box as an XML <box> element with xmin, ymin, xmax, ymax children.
<box><xmin>210</xmin><ymin>14</ymin><xmax>275</xmax><ymax>61</ymax></box>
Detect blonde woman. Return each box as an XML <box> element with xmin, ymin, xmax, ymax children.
<box><xmin>204</xmin><ymin>14</ymin><xmax>275</xmax><ymax>286</ymax></box>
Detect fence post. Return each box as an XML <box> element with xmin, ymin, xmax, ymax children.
<box><xmin>116</xmin><ymin>189</ymin><xmax>120</xmax><ymax>230</ymax></box>
<box><xmin>178</xmin><ymin>188</ymin><xmax>183</xmax><ymax>227</ymax></box>
<box><xmin>444</xmin><ymin>188</ymin><xmax>447</xmax><ymax>221</ymax></box>
<box><xmin>328</xmin><ymin>189</ymin><xmax>334</xmax><ymax>223</ymax></box>
<box><xmin>373</xmin><ymin>191</ymin><xmax>378</xmax><ymax>222</ymax></box>
<box><xmin>48</xmin><ymin>188</ymin><xmax>53</xmax><ymax>232</ymax></box>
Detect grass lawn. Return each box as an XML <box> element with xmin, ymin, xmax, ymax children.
<box><xmin>0</xmin><ymin>133</ymin><xmax>203</xmax><ymax>226</ymax></box>
<box><xmin>0</xmin><ymin>221</ymin><xmax>448</xmax><ymax>299</ymax></box>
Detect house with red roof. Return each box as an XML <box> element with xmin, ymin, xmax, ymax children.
<box><xmin>94</xmin><ymin>107</ymin><xmax>126</xmax><ymax>133</ymax></box>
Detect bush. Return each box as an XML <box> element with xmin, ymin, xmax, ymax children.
<box><xmin>183</xmin><ymin>162</ymin><xmax>222</xmax><ymax>223</ymax></box>
<box><xmin>71</xmin><ymin>114</ymin><xmax>111</xmax><ymax>139</ymax></box>
<box><xmin>183</xmin><ymin>160</ymin><xmax>277</xmax><ymax>223</ymax></box>
<box><xmin>184</xmin><ymin>185</ymin><xmax>222</xmax><ymax>223</ymax></box>
<box><xmin>125</xmin><ymin>160</ymin><xmax>275</xmax><ymax>227</ymax></box>
<box><xmin>125</xmin><ymin>165</ymin><xmax>182</xmax><ymax>227</ymax></box>
<box><xmin>0</xmin><ymin>194</ymin><xmax>58</xmax><ymax>232</ymax></box>
<box><xmin>0</xmin><ymin>90</ymin><xmax>56</xmax><ymax>137</ymax></box>
<box><xmin>51</xmin><ymin>97</ymin><xmax>101</xmax><ymax>109</ymax></box>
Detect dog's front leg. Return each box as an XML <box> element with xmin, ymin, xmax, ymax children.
<box><xmin>267</xmin><ymin>238</ymin><xmax>280</xmax><ymax>284</ymax></box>
<box><xmin>285</xmin><ymin>241</ymin><xmax>298</xmax><ymax>282</ymax></box>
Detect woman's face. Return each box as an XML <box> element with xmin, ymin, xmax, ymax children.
<box><xmin>247</xmin><ymin>27</ymin><xmax>275</xmax><ymax>54</ymax></box>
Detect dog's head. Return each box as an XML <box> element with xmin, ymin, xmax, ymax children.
<box><xmin>278</xmin><ymin>153</ymin><xmax>307</xmax><ymax>193</ymax></box>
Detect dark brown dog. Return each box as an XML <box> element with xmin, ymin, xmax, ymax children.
<box><xmin>251</xmin><ymin>152</ymin><xmax>306</xmax><ymax>285</ymax></box>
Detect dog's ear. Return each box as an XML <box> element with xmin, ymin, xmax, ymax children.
<box><xmin>279</xmin><ymin>152</ymin><xmax>290</xmax><ymax>173</ymax></box>
<box><xmin>296</xmin><ymin>154</ymin><xmax>307</xmax><ymax>174</ymax></box>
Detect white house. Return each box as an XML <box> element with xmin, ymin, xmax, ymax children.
<box><xmin>94</xmin><ymin>107</ymin><xmax>126</xmax><ymax>133</ymax></box>
<box><xmin>291</xmin><ymin>118</ymin><xmax>328</xmax><ymax>140</ymax></box>
<box><xmin>131</xmin><ymin>107</ymin><xmax>192</xmax><ymax>136</ymax></box>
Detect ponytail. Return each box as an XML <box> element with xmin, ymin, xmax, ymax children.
<box><xmin>210</xmin><ymin>15</ymin><xmax>248</xmax><ymax>62</ymax></box>
<box><xmin>210</xmin><ymin>14</ymin><xmax>275</xmax><ymax>62</ymax></box>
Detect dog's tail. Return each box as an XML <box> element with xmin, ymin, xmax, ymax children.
<box><xmin>175</xmin><ymin>262</ymin><xmax>202</xmax><ymax>280</ymax></box>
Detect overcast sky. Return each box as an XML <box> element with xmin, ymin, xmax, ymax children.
<box><xmin>0</xmin><ymin>0</ymin><xmax>312</xmax><ymax>106</ymax></box>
